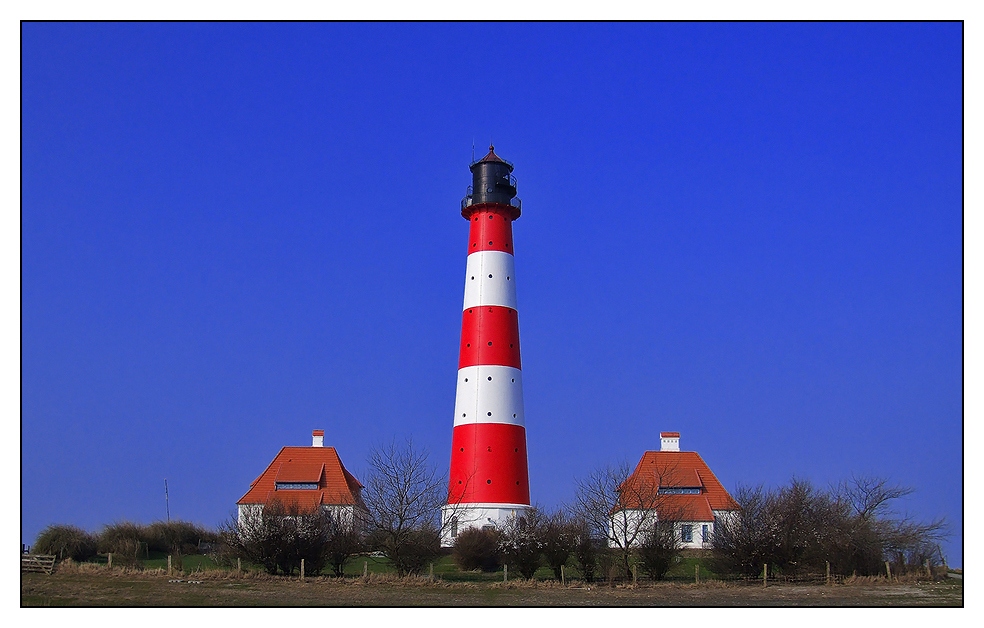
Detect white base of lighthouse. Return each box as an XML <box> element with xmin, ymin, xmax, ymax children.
<box><xmin>440</xmin><ymin>502</ymin><xmax>531</xmax><ymax>547</ymax></box>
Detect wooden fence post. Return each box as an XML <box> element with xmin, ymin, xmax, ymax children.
<box><xmin>363</xmin><ymin>560</ymin><xmax>368</xmax><ymax>581</ymax></box>
<box><xmin>762</xmin><ymin>563</ymin><xmax>768</xmax><ymax>588</ymax></box>
<box><xmin>695</xmin><ymin>564</ymin><xmax>700</xmax><ymax>584</ymax></box>
<box><xmin>504</xmin><ymin>563</ymin><xmax>508</xmax><ymax>582</ymax></box>
<box><xmin>632</xmin><ymin>564</ymin><xmax>637</xmax><ymax>585</ymax></box>
<box><xmin>826</xmin><ymin>561</ymin><xmax>831</xmax><ymax>586</ymax></box>
<box><xmin>167</xmin><ymin>555</ymin><xmax>172</xmax><ymax>576</ymax></box>
<box><xmin>237</xmin><ymin>557</ymin><xmax>241</xmax><ymax>574</ymax></box>
<box><xmin>885</xmin><ymin>561</ymin><xmax>892</xmax><ymax>581</ymax></box>
<box><xmin>924</xmin><ymin>560</ymin><xmax>932</xmax><ymax>578</ymax></box>
<box><xmin>561</xmin><ymin>564</ymin><xmax>565</xmax><ymax>586</ymax></box>
<box><xmin>300</xmin><ymin>558</ymin><xmax>305</xmax><ymax>581</ymax></box>
<box><xmin>108</xmin><ymin>553</ymin><xmax>112</xmax><ymax>569</ymax></box>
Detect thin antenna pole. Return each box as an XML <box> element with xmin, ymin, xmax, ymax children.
<box><xmin>164</xmin><ymin>479</ymin><xmax>170</xmax><ymax>522</ymax></box>
<box><xmin>472</xmin><ymin>140</ymin><xmax>475</xmax><ymax>163</ymax></box>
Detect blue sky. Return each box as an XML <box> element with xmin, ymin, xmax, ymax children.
<box><xmin>20</xmin><ymin>22</ymin><xmax>963</xmax><ymax>565</ymax></box>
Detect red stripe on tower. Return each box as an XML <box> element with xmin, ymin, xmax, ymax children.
<box><xmin>442</xmin><ymin>146</ymin><xmax>530</xmax><ymax>545</ymax></box>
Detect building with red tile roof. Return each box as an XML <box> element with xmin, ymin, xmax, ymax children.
<box><xmin>612</xmin><ymin>432</ymin><xmax>739</xmax><ymax>549</ymax></box>
<box><xmin>236</xmin><ymin>430</ymin><xmax>366</xmax><ymax>529</ymax></box>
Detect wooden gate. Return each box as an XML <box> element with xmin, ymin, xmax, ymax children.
<box><xmin>22</xmin><ymin>554</ymin><xmax>56</xmax><ymax>574</ymax></box>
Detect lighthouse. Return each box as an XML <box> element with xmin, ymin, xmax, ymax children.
<box><xmin>441</xmin><ymin>145</ymin><xmax>530</xmax><ymax>545</ymax></box>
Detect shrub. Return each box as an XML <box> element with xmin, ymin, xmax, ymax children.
<box><xmin>713</xmin><ymin>476</ymin><xmax>949</xmax><ymax>577</ymax></box>
<box><xmin>33</xmin><ymin>524</ymin><xmax>98</xmax><ymax>562</ymax></box>
<box><xmin>452</xmin><ymin>528</ymin><xmax>501</xmax><ymax>572</ymax></box>
<box><xmin>98</xmin><ymin>521</ymin><xmax>149</xmax><ymax>566</ymax></box>
<box><xmin>496</xmin><ymin>509</ymin><xmax>544</xmax><ymax>579</ymax></box>
<box><xmin>147</xmin><ymin>520</ymin><xmax>220</xmax><ymax>555</ymax></box>
<box><xmin>324</xmin><ymin>527</ymin><xmax>363</xmax><ymax>577</ymax></box>
<box><xmin>635</xmin><ymin>520</ymin><xmax>680</xmax><ymax>580</ymax></box>
<box><xmin>540</xmin><ymin>511</ymin><xmax>577</xmax><ymax>580</ymax></box>
<box><xmin>570</xmin><ymin>519</ymin><xmax>600</xmax><ymax>582</ymax></box>
<box><xmin>222</xmin><ymin>501</ymin><xmax>361</xmax><ymax>577</ymax></box>
<box><xmin>387</xmin><ymin>526</ymin><xmax>442</xmax><ymax>577</ymax></box>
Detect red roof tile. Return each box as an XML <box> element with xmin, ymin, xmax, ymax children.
<box><xmin>275</xmin><ymin>462</ymin><xmax>324</xmax><ymax>483</ymax></box>
<box><xmin>654</xmin><ymin>494</ymin><xmax>716</xmax><ymax>522</ymax></box>
<box><xmin>617</xmin><ymin>450</ymin><xmax>739</xmax><ymax>516</ymax></box>
<box><xmin>659</xmin><ymin>468</ymin><xmax>702</xmax><ymax>488</ymax></box>
<box><xmin>237</xmin><ymin>446</ymin><xmax>363</xmax><ymax>508</ymax></box>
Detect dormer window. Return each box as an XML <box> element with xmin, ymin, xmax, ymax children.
<box><xmin>275</xmin><ymin>482</ymin><xmax>319</xmax><ymax>490</ymax></box>
<box><xmin>658</xmin><ymin>487</ymin><xmax>701</xmax><ymax>495</ymax></box>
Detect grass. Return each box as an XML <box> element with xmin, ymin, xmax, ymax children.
<box><xmin>21</xmin><ymin>565</ymin><xmax>964</xmax><ymax>607</ymax></box>
<box><xmin>66</xmin><ymin>550</ymin><xmax>945</xmax><ymax>591</ymax></box>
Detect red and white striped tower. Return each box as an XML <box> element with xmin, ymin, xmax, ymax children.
<box><xmin>441</xmin><ymin>145</ymin><xmax>529</xmax><ymax>544</ymax></box>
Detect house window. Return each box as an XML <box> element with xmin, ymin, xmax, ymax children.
<box><xmin>451</xmin><ymin>517</ymin><xmax>458</xmax><ymax>538</ymax></box>
<box><xmin>659</xmin><ymin>487</ymin><xmax>701</xmax><ymax>495</ymax></box>
<box><xmin>274</xmin><ymin>482</ymin><xmax>319</xmax><ymax>490</ymax></box>
<box><xmin>681</xmin><ymin>525</ymin><xmax>693</xmax><ymax>543</ymax></box>
<box><xmin>702</xmin><ymin>525</ymin><xmax>709</xmax><ymax>543</ymax></box>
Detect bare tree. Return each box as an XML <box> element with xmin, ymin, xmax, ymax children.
<box><xmin>714</xmin><ymin>476</ymin><xmax>949</xmax><ymax>577</ymax></box>
<box><xmin>361</xmin><ymin>438</ymin><xmax>448</xmax><ymax>576</ymax></box>
<box><xmin>540</xmin><ymin>508</ymin><xmax>578</xmax><ymax>580</ymax></box>
<box><xmin>573</xmin><ymin>460</ymin><xmax>683</xmax><ymax>578</ymax></box>
<box><xmin>636</xmin><ymin>519</ymin><xmax>680</xmax><ymax>580</ymax></box>
<box><xmin>495</xmin><ymin>507</ymin><xmax>545</xmax><ymax>579</ymax></box>
<box><xmin>570</xmin><ymin>515</ymin><xmax>601</xmax><ymax>582</ymax></box>
<box><xmin>837</xmin><ymin>474</ymin><xmax>914</xmax><ymax>522</ymax></box>
<box><xmin>710</xmin><ymin>483</ymin><xmax>772</xmax><ymax>576</ymax></box>
<box><xmin>222</xmin><ymin>499</ymin><xmax>355</xmax><ymax>576</ymax></box>
<box><xmin>323</xmin><ymin>521</ymin><xmax>364</xmax><ymax>577</ymax></box>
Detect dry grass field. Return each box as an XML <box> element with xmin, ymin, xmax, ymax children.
<box><xmin>20</xmin><ymin>564</ymin><xmax>963</xmax><ymax>607</ymax></box>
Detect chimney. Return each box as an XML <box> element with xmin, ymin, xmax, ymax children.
<box><xmin>312</xmin><ymin>429</ymin><xmax>324</xmax><ymax>447</ymax></box>
<box><xmin>660</xmin><ymin>432</ymin><xmax>680</xmax><ymax>452</ymax></box>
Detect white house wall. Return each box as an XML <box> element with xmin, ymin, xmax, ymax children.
<box><xmin>609</xmin><ymin>508</ymin><xmax>732</xmax><ymax>549</ymax></box>
<box><xmin>237</xmin><ymin>503</ymin><xmax>362</xmax><ymax>532</ymax></box>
